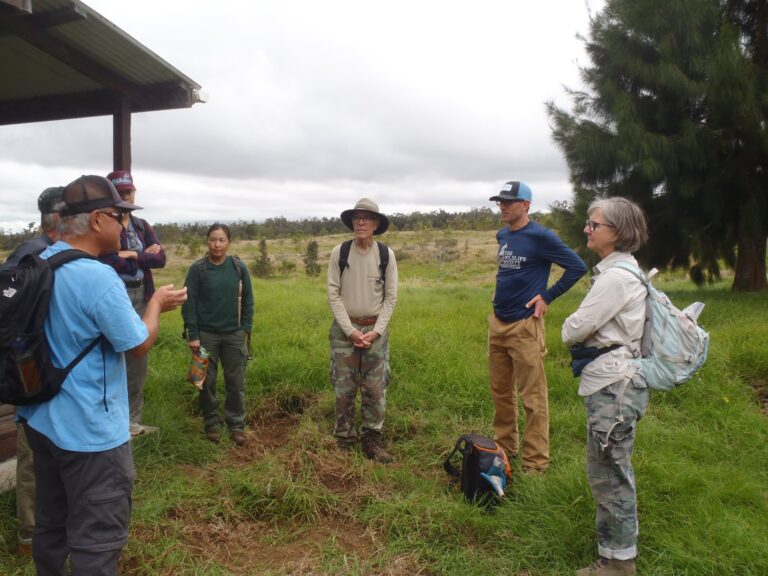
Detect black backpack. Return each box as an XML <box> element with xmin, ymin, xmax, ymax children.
<box><xmin>444</xmin><ymin>433</ymin><xmax>511</xmax><ymax>505</ymax></box>
<box><xmin>0</xmin><ymin>250</ymin><xmax>102</xmax><ymax>405</ymax></box>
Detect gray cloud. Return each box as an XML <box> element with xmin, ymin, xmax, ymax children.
<box><xmin>0</xmin><ymin>1</ymin><xmax>602</xmax><ymax>231</ymax></box>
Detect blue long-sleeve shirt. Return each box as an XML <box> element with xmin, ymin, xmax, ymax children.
<box><xmin>493</xmin><ymin>221</ymin><xmax>587</xmax><ymax>322</ymax></box>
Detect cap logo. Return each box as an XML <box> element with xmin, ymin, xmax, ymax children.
<box><xmin>501</xmin><ymin>183</ymin><xmax>513</xmax><ymax>192</ymax></box>
<box><xmin>112</xmin><ymin>175</ymin><xmax>132</xmax><ymax>186</ymax></box>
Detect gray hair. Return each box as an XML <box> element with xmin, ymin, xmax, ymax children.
<box><xmin>588</xmin><ymin>197</ymin><xmax>648</xmax><ymax>253</ymax></box>
<box><xmin>57</xmin><ymin>213</ymin><xmax>91</xmax><ymax>237</ymax></box>
<box><xmin>40</xmin><ymin>200</ymin><xmax>65</xmax><ymax>233</ymax></box>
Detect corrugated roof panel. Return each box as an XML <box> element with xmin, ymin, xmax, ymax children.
<box><xmin>31</xmin><ymin>0</ymin><xmax>200</xmax><ymax>88</ymax></box>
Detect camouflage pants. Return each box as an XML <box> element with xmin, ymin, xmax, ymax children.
<box><xmin>329</xmin><ymin>322</ymin><xmax>390</xmax><ymax>442</ymax></box>
<box><xmin>584</xmin><ymin>378</ymin><xmax>649</xmax><ymax>561</ymax></box>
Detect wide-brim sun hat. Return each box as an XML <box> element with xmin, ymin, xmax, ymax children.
<box><xmin>340</xmin><ymin>198</ymin><xmax>389</xmax><ymax>235</ymax></box>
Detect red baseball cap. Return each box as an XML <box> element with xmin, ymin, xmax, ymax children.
<box><xmin>106</xmin><ymin>170</ymin><xmax>136</xmax><ymax>193</ymax></box>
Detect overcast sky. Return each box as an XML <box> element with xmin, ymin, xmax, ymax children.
<box><xmin>0</xmin><ymin>0</ymin><xmax>603</xmax><ymax>232</ymax></box>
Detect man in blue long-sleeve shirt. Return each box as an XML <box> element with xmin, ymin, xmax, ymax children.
<box><xmin>488</xmin><ymin>181</ymin><xmax>586</xmax><ymax>474</ymax></box>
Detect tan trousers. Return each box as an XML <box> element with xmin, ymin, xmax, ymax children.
<box><xmin>488</xmin><ymin>314</ymin><xmax>549</xmax><ymax>471</ymax></box>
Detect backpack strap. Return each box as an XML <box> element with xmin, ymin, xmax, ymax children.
<box><xmin>611</xmin><ymin>261</ymin><xmax>648</xmax><ymax>286</ymax></box>
<box><xmin>231</xmin><ymin>255</ymin><xmax>244</xmax><ymax>280</ymax></box>
<box><xmin>338</xmin><ymin>239</ymin><xmax>353</xmax><ymax>277</ymax></box>
<box><xmin>377</xmin><ymin>241</ymin><xmax>389</xmax><ymax>286</ymax></box>
<box><xmin>45</xmin><ymin>249</ymin><xmax>96</xmax><ymax>269</ymax></box>
<box><xmin>195</xmin><ymin>257</ymin><xmax>207</xmax><ymax>283</ymax></box>
<box><xmin>610</xmin><ymin>261</ymin><xmax>653</xmax><ymax>358</ymax></box>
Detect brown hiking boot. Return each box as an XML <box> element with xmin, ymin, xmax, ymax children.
<box><xmin>205</xmin><ymin>427</ymin><xmax>221</xmax><ymax>444</ymax></box>
<box><xmin>361</xmin><ymin>432</ymin><xmax>393</xmax><ymax>463</ymax></box>
<box><xmin>337</xmin><ymin>438</ymin><xmax>356</xmax><ymax>451</ymax></box>
<box><xmin>230</xmin><ymin>431</ymin><xmax>246</xmax><ymax>446</ymax></box>
<box><xmin>575</xmin><ymin>557</ymin><xmax>636</xmax><ymax>576</ymax></box>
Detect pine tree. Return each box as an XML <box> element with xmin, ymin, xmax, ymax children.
<box><xmin>547</xmin><ymin>0</ymin><xmax>768</xmax><ymax>290</ymax></box>
<box><xmin>252</xmin><ymin>238</ymin><xmax>273</xmax><ymax>278</ymax></box>
<box><xmin>303</xmin><ymin>240</ymin><xmax>321</xmax><ymax>277</ymax></box>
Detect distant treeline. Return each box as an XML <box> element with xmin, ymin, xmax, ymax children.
<box><xmin>150</xmin><ymin>208</ymin><xmax>507</xmax><ymax>243</ymax></box>
<box><xmin>0</xmin><ymin>207</ymin><xmax>557</xmax><ymax>251</ymax></box>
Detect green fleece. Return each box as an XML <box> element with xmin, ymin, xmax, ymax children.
<box><xmin>182</xmin><ymin>256</ymin><xmax>254</xmax><ymax>340</ymax></box>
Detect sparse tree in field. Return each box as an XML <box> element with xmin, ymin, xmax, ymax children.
<box><xmin>278</xmin><ymin>258</ymin><xmax>297</xmax><ymax>276</ymax></box>
<box><xmin>548</xmin><ymin>0</ymin><xmax>768</xmax><ymax>290</ymax></box>
<box><xmin>252</xmin><ymin>238</ymin><xmax>273</xmax><ymax>278</ymax></box>
<box><xmin>303</xmin><ymin>240</ymin><xmax>321</xmax><ymax>277</ymax></box>
<box><xmin>182</xmin><ymin>234</ymin><xmax>204</xmax><ymax>259</ymax></box>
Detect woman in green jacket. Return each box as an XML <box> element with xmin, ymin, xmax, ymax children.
<box><xmin>182</xmin><ymin>224</ymin><xmax>254</xmax><ymax>446</ymax></box>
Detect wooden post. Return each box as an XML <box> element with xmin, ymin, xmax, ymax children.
<box><xmin>113</xmin><ymin>96</ymin><xmax>132</xmax><ymax>171</ymax></box>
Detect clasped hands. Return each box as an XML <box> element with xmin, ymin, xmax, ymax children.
<box><xmin>351</xmin><ymin>329</ymin><xmax>379</xmax><ymax>349</ymax></box>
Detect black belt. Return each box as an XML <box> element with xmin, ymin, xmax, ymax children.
<box><xmin>124</xmin><ymin>278</ymin><xmax>144</xmax><ymax>288</ymax></box>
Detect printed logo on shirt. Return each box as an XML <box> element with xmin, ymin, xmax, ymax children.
<box><xmin>498</xmin><ymin>243</ymin><xmax>527</xmax><ymax>269</ymax></box>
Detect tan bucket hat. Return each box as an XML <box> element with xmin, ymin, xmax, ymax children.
<box><xmin>340</xmin><ymin>198</ymin><xmax>389</xmax><ymax>235</ymax></box>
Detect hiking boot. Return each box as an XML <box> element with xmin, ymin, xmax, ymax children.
<box><xmin>230</xmin><ymin>431</ymin><xmax>246</xmax><ymax>447</ymax></box>
<box><xmin>337</xmin><ymin>438</ymin><xmax>356</xmax><ymax>452</ymax></box>
<box><xmin>575</xmin><ymin>557</ymin><xmax>636</xmax><ymax>576</ymax></box>
<box><xmin>361</xmin><ymin>432</ymin><xmax>393</xmax><ymax>463</ymax></box>
<box><xmin>205</xmin><ymin>427</ymin><xmax>221</xmax><ymax>444</ymax></box>
<box><xmin>522</xmin><ymin>466</ymin><xmax>546</xmax><ymax>477</ymax></box>
<box><xmin>17</xmin><ymin>538</ymin><xmax>32</xmax><ymax>557</ymax></box>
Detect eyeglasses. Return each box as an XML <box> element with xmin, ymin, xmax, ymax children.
<box><xmin>353</xmin><ymin>214</ymin><xmax>376</xmax><ymax>223</ymax></box>
<box><xmin>585</xmin><ymin>219</ymin><xmax>616</xmax><ymax>232</ymax></box>
<box><xmin>99</xmin><ymin>210</ymin><xmax>125</xmax><ymax>224</ymax></box>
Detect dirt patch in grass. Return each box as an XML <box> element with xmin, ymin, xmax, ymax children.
<box><xmin>176</xmin><ymin>513</ymin><xmax>377</xmax><ymax>575</ymax></box>
<box><xmin>752</xmin><ymin>378</ymin><xmax>768</xmax><ymax>416</ymax></box>
<box><xmin>123</xmin><ymin>392</ymin><xmax>422</xmax><ymax>575</ymax></box>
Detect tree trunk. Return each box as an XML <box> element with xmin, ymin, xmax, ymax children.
<box><xmin>732</xmin><ymin>231</ymin><xmax>768</xmax><ymax>291</ymax></box>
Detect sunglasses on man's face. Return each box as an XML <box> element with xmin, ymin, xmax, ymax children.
<box><xmin>98</xmin><ymin>210</ymin><xmax>125</xmax><ymax>224</ymax></box>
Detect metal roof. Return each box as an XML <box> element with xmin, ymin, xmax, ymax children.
<box><xmin>0</xmin><ymin>0</ymin><xmax>204</xmax><ymax>125</ymax></box>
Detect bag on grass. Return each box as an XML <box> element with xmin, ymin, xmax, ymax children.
<box><xmin>0</xmin><ymin>250</ymin><xmax>102</xmax><ymax>405</ymax></box>
<box><xmin>443</xmin><ymin>433</ymin><xmax>511</xmax><ymax>504</ymax></box>
<box><xmin>612</xmin><ymin>262</ymin><xmax>710</xmax><ymax>391</ymax></box>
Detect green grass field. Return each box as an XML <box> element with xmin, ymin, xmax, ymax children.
<box><xmin>1</xmin><ymin>233</ymin><xmax>767</xmax><ymax>575</ymax></box>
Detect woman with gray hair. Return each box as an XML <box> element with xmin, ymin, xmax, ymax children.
<box><xmin>562</xmin><ymin>197</ymin><xmax>649</xmax><ymax>576</ymax></box>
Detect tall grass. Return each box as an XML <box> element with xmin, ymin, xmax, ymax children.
<box><xmin>1</xmin><ymin>245</ymin><xmax>766</xmax><ymax>575</ymax></box>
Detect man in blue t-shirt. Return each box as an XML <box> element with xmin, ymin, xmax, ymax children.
<box><xmin>488</xmin><ymin>181</ymin><xmax>586</xmax><ymax>474</ymax></box>
<box><xmin>16</xmin><ymin>175</ymin><xmax>187</xmax><ymax>576</ymax></box>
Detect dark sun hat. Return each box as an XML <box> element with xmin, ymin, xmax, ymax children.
<box><xmin>340</xmin><ymin>198</ymin><xmax>389</xmax><ymax>235</ymax></box>
<box><xmin>59</xmin><ymin>175</ymin><xmax>142</xmax><ymax>217</ymax></box>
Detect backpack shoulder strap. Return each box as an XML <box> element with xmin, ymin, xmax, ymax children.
<box><xmin>611</xmin><ymin>261</ymin><xmax>648</xmax><ymax>286</ymax></box>
<box><xmin>376</xmin><ymin>241</ymin><xmax>389</xmax><ymax>284</ymax></box>
<box><xmin>338</xmin><ymin>239</ymin><xmax>353</xmax><ymax>277</ymax></box>
<box><xmin>194</xmin><ymin>257</ymin><xmax>208</xmax><ymax>283</ymax></box>
<box><xmin>611</xmin><ymin>261</ymin><xmax>653</xmax><ymax>358</ymax></box>
<box><xmin>45</xmin><ymin>249</ymin><xmax>96</xmax><ymax>269</ymax></box>
<box><xmin>231</xmin><ymin>255</ymin><xmax>244</xmax><ymax>280</ymax></box>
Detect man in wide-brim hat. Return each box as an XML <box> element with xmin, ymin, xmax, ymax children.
<box><xmin>327</xmin><ymin>198</ymin><xmax>398</xmax><ymax>463</ymax></box>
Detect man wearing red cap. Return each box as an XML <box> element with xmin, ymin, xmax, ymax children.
<box><xmin>100</xmin><ymin>171</ymin><xmax>166</xmax><ymax>437</ymax></box>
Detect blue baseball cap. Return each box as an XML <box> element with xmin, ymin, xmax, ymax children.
<box><xmin>489</xmin><ymin>181</ymin><xmax>532</xmax><ymax>202</ymax></box>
